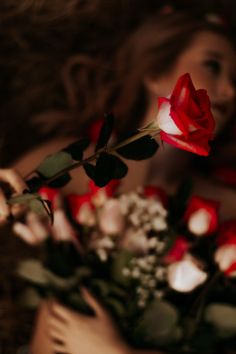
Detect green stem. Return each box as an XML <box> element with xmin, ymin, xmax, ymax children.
<box><xmin>29</xmin><ymin>126</ymin><xmax>160</xmax><ymax>187</ymax></box>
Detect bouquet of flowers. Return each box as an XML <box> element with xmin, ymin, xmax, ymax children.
<box><xmin>16</xmin><ymin>183</ymin><xmax>236</xmax><ymax>353</ymax></box>
<box><xmin>9</xmin><ymin>73</ymin><xmax>236</xmax><ymax>353</ymax></box>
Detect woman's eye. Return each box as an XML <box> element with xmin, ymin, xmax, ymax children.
<box><xmin>203</xmin><ymin>59</ymin><xmax>221</xmax><ymax>76</ymax></box>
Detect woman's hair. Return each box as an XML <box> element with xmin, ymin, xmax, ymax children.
<box><xmin>60</xmin><ymin>12</ymin><xmax>236</xmax><ymax>136</ymax></box>
<box><xmin>1</xmin><ymin>4</ymin><xmax>235</xmax><ymax>164</ymax></box>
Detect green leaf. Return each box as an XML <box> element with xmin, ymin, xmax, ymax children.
<box><xmin>28</xmin><ymin>198</ymin><xmax>50</xmax><ymax>217</ymax></box>
<box><xmin>48</xmin><ymin>173</ymin><xmax>71</xmax><ymax>188</ymax></box>
<box><xmin>135</xmin><ymin>300</ymin><xmax>179</xmax><ymax>345</ymax></box>
<box><xmin>111</xmin><ymin>250</ymin><xmax>133</xmax><ymax>287</ymax></box>
<box><xmin>63</xmin><ymin>138</ymin><xmax>90</xmax><ymax>161</ymax></box>
<box><xmin>117</xmin><ymin>135</ymin><xmax>159</xmax><ymax>160</ymax></box>
<box><xmin>67</xmin><ymin>291</ymin><xmax>95</xmax><ymax>315</ymax></box>
<box><xmin>37</xmin><ymin>151</ymin><xmax>73</xmax><ymax>178</ymax></box>
<box><xmin>95</xmin><ymin>113</ymin><xmax>114</xmax><ymax>152</ymax></box>
<box><xmin>105</xmin><ymin>297</ymin><xmax>126</xmax><ymax>318</ymax></box>
<box><xmin>8</xmin><ymin>192</ymin><xmax>39</xmax><ymax>205</ymax></box>
<box><xmin>17</xmin><ymin>260</ymin><xmax>48</xmax><ymax>286</ymax></box>
<box><xmin>44</xmin><ymin>269</ymin><xmax>78</xmax><ymax>290</ymax></box>
<box><xmin>19</xmin><ymin>287</ymin><xmax>41</xmax><ymax>309</ymax></box>
<box><xmin>205</xmin><ymin>303</ymin><xmax>236</xmax><ymax>338</ymax></box>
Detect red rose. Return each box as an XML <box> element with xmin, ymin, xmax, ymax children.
<box><xmin>217</xmin><ymin>220</ymin><xmax>236</xmax><ymax>246</ymax></box>
<box><xmin>66</xmin><ymin>180</ymin><xmax>119</xmax><ymax>224</ymax></box>
<box><xmin>38</xmin><ymin>186</ymin><xmax>61</xmax><ymax>209</ymax></box>
<box><xmin>156</xmin><ymin>73</ymin><xmax>215</xmax><ymax>156</ymax></box>
<box><xmin>184</xmin><ymin>196</ymin><xmax>219</xmax><ymax>236</ymax></box>
<box><xmin>164</xmin><ymin>236</ymin><xmax>190</xmax><ymax>264</ymax></box>
<box><xmin>143</xmin><ymin>185</ymin><xmax>168</xmax><ymax>207</ymax></box>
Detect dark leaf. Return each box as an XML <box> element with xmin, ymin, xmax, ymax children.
<box><xmin>63</xmin><ymin>138</ymin><xmax>90</xmax><ymax>161</ymax></box>
<box><xmin>26</xmin><ymin>176</ymin><xmax>45</xmax><ymax>192</ymax></box>
<box><xmin>110</xmin><ymin>155</ymin><xmax>128</xmax><ymax>179</ymax></box>
<box><xmin>83</xmin><ymin>163</ymin><xmax>95</xmax><ymax>180</ymax></box>
<box><xmin>95</xmin><ymin>153</ymin><xmax>127</xmax><ymax>187</ymax></box>
<box><xmin>95</xmin><ymin>113</ymin><xmax>114</xmax><ymax>152</ymax></box>
<box><xmin>48</xmin><ymin>173</ymin><xmax>71</xmax><ymax>188</ymax></box>
<box><xmin>117</xmin><ymin>135</ymin><xmax>159</xmax><ymax>160</ymax></box>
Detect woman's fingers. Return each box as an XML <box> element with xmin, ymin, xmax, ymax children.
<box><xmin>51</xmin><ymin>302</ymin><xmax>72</xmax><ymax>323</ymax></box>
<box><xmin>0</xmin><ymin>168</ymin><xmax>28</xmax><ymax>222</ymax></box>
<box><xmin>50</xmin><ymin>341</ymin><xmax>68</xmax><ymax>353</ymax></box>
<box><xmin>0</xmin><ymin>168</ymin><xmax>27</xmax><ymax>193</ymax></box>
<box><xmin>26</xmin><ymin>212</ymin><xmax>49</xmax><ymax>242</ymax></box>
<box><xmin>0</xmin><ymin>189</ymin><xmax>10</xmax><ymax>220</ymax></box>
<box><xmin>13</xmin><ymin>222</ymin><xmax>39</xmax><ymax>245</ymax></box>
<box><xmin>51</xmin><ymin>209</ymin><xmax>76</xmax><ymax>241</ymax></box>
<box><xmin>81</xmin><ymin>287</ymin><xmax>108</xmax><ymax>320</ymax></box>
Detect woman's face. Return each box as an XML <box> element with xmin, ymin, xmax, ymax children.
<box><xmin>153</xmin><ymin>31</ymin><xmax>236</xmax><ymax>134</ymax></box>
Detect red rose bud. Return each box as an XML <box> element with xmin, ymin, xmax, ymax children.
<box><xmin>217</xmin><ymin>220</ymin><xmax>236</xmax><ymax>246</ymax></box>
<box><xmin>184</xmin><ymin>196</ymin><xmax>219</xmax><ymax>236</ymax></box>
<box><xmin>66</xmin><ymin>194</ymin><xmax>95</xmax><ymax>225</ymax></box>
<box><xmin>164</xmin><ymin>236</ymin><xmax>190</xmax><ymax>264</ymax></box>
<box><xmin>143</xmin><ymin>185</ymin><xmax>168</xmax><ymax>207</ymax></box>
<box><xmin>214</xmin><ymin>244</ymin><xmax>236</xmax><ymax>277</ymax></box>
<box><xmin>87</xmin><ymin>119</ymin><xmax>104</xmax><ymax>143</ymax></box>
<box><xmin>156</xmin><ymin>73</ymin><xmax>215</xmax><ymax>156</ymax></box>
<box><xmin>89</xmin><ymin>180</ymin><xmax>120</xmax><ymax>207</ymax></box>
<box><xmin>38</xmin><ymin>186</ymin><xmax>62</xmax><ymax>209</ymax></box>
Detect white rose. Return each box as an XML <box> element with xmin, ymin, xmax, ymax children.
<box><xmin>98</xmin><ymin>199</ymin><xmax>125</xmax><ymax>235</ymax></box>
<box><xmin>167</xmin><ymin>255</ymin><xmax>207</xmax><ymax>292</ymax></box>
<box><xmin>214</xmin><ymin>244</ymin><xmax>236</xmax><ymax>276</ymax></box>
<box><xmin>77</xmin><ymin>202</ymin><xmax>96</xmax><ymax>226</ymax></box>
<box><xmin>188</xmin><ymin>208</ymin><xmax>211</xmax><ymax>236</ymax></box>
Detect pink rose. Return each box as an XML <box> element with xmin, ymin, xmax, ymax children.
<box><xmin>184</xmin><ymin>196</ymin><xmax>219</xmax><ymax>236</ymax></box>
<box><xmin>156</xmin><ymin>73</ymin><xmax>215</xmax><ymax>156</ymax></box>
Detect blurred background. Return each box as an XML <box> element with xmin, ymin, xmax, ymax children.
<box><xmin>0</xmin><ymin>1</ymin><xmax>235</xmax><ymax>353</ymax></box>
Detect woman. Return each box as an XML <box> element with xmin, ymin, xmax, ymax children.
<box><xmin>1</xmin><ymin>8</ymin><xmax>236</xmax><ymax>354</ymax></box>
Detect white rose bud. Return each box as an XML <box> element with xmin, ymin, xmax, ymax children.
<box><xmin>188</xmin><ymin>209</ymin><xmax>211</xmax><ymax>236</ymax></box>
<box><xmin>167</xmin><ymin>255</ymin><xmax>207</xmax><ymax>292</ymax></box>
<box><xmin>99</xmin><ymin>199</ymin><xmax>125</xmax><ymax>235</ymax></box>
<box><xmin>77</xmin><ymin>203</ymin><xmax>96</xmax><ymax>226</ymax></box>
<box><xmin>214</xmin><ymin>244</ymin><xmax>236</xmax><ymax>276</ymax></box>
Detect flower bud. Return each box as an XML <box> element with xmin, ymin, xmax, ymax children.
<box><xmin>167</xmin><ymin>255</ymin><xmax>207</xmax><ymax>292</ymax></box>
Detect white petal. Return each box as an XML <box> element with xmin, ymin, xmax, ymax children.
<box><xmin>214</xmin><ymin>244</ymin><xmax>236</xmax><ymax>272</ymax></box>
<box><xmin>156</xmin><ymin>102</ymin><xmax>182</xmax><ymax>135</ymax></box>
<box><xmin>167</xmin><ymin>257</ymin><xmax>207</xmax><ymax>292</ymax></box>
<box><xmin>188</xmin><ymin>209</ymin><xmax>211</xmax><ymax>236</ymax></box>
<box><xmin>99</xmin><ymin>199</ymin><xmax>124</xmax><ymax>235</ymax></box>
<box><xmin>77</xmin><ymin>203</ymin><xmax>96</xmax><ymax>226</ymax></box>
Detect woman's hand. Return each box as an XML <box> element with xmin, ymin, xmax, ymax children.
<box><xmin>0</xmin><ymin>168</ymin><xmax>28</xmax><ymax>222</ymax></box>
<box><xmin>48</xmin><ymin>288</ymin><xmax>132</xmax><ymax>354</ymax></box>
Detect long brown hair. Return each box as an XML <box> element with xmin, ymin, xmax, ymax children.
<box><xmin>1</xmin><ymin>5</ymin><xmax>234</xmax><ymax>164</ymax></box>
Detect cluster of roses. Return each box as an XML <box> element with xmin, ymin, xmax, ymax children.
<box><xmin>38</xmin><ymin>180</ymin><xmax>236</xmax><ymax>304</ymax></box>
